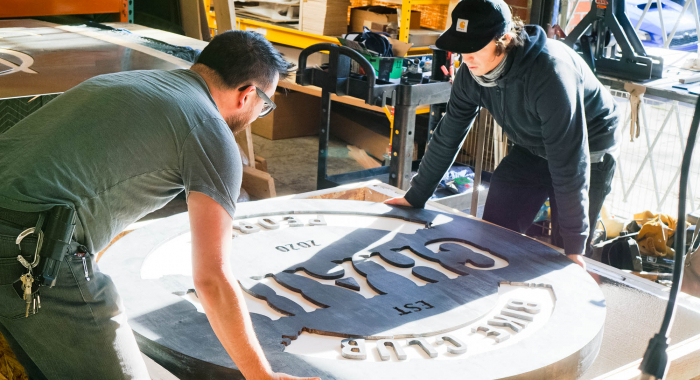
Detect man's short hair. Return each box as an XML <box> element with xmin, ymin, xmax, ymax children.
<box><xmin>195</xmin><ymin>31</ymin><xmax>293</xmax><ymax>90</ymax></box>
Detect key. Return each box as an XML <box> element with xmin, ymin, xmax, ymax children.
<box><xmin>21</xmin><ymin>273</ymin><xmax>33</xmax><ymax>318</ymax></box>
<box><xmin>25</xmin><ymin>296</ymin><xmax>31</xmax><ymax>317</ymax></box>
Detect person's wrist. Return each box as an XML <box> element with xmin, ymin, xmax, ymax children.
<box><xmin>241</xmin><ymin>363</ymin><xmax>274</xmax><ymax>380</ymax></box>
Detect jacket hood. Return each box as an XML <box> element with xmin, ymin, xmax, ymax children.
<box><xmin>500</xmin><ymin>25</ymin><xmax>547</xmax><ymax>83</ymax></box>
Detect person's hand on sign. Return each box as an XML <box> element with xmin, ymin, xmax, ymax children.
<box><xmin>384</xmin><ymin>197</ymin><xmax>412</xmax><ymax>207</ymax></box>
<box><xmin>567</xmin><ymin>254</ymin><xmax>587</xmax><ymax>271</ymax></box>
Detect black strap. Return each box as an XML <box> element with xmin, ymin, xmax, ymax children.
<box><xmin>352</xmin><ymin>27</ymin><xmax>394</xmax><ymax>57</ymax></box>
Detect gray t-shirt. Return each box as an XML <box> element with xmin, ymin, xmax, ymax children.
<box><xmin>0</xmin><ymin>69</ymin><xmax>242</xmax><ymax>252</ymax></box>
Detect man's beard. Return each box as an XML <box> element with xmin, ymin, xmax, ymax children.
<box><xmin>225</xmin><ymin>110</ymin><xmax>253</xmax><ymax>135</ymax></box>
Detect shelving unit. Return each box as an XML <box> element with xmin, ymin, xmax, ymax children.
<box><xmin>0</xmin><ymin>0</ymin><xmax>133</xmax><ymax>23</ymax></box>
<box><xmin>380</xmin><ymin>0</ymin><xmax>449</xmax><ymax>42</ymax></box>
<box><xmin>202</xmin><ymin>0</ymin><xmax>444</xmax><ymax>54</ymax></box>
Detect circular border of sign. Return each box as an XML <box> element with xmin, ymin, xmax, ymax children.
<box><xmin>100</xmin><ymin>199</ymin><xmax>606</xmax><ymax>380</ymax></box>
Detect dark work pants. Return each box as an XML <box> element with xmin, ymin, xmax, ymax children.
<box><xmin>0</xmin><ymin>223</ymin><xmax>150</xmax><ymax>380</ymax></box>
<box><xmin>482</xmin><ymin>145</ymin><xmax>616</xmax><ymax>255</ymax></box>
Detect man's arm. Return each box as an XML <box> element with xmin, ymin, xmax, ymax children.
<box><xmin>188</xmin><ymin>191</ymin><xmax>319</xmax><ymax>380</ymax></box>
<box><xmin>534</xmin><ymin>63</ymin><xmax>590</xmax><ymax>265</ymax></box>
<box><xmin>402</xmin><ymin>67</ymin><xmax>480</xmax><ymax>208</ymax></box>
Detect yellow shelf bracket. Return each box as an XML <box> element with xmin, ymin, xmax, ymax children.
<box><xmin>399</xmin><ymin>0</ymin><xmax>412</xmax><ymax>42</ymax></box>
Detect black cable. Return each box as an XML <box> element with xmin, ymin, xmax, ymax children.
<box><xmin>638</xmin><ymin>92</ymin><xmax>700</xmax><ymax>379</ymax></box>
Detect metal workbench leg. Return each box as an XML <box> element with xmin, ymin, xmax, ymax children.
<box><xmin>422</xmin><ymin>103</ymin><xmax>446</xmax><ymax>158</ymax></box>
<box><xmin>317</xmin><ymin>90</ymin><xmax>332</xmax><ymax>189</ymax></box>
<box><xmin>390</xmin><ymin>104</ymin><xmax>418</xmax><ymax>190</ymax></box>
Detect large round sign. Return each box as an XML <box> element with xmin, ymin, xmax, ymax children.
<box><xmin>100</xmin><ymin>200</ymin><xmax>606</xmax><ymax>379</ymax></box>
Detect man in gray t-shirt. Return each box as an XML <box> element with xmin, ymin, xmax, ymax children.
<box><xmin>0</xmin><ymin>31</ymin><xmax>316</xmax><ymax>380</ymax></box>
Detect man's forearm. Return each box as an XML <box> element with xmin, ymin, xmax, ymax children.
<box><xmin>196</xmin><ymin>271</ymin><xmax>272</xmax><ymax>379</ymax></box>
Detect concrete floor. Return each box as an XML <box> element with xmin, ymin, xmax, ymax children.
<box><xmin>252</xmin><ymin>134</ymin><xmax>366</xmax><ymax>196</ymax></box>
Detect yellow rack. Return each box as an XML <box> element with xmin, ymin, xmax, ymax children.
<box><xmin>202</xmin><ymin>0</ymin><xmax>439</xmax><ymax>55</ymax></box>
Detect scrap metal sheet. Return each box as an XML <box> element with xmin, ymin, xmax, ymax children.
<box><xmin>0</xmin><ymin>19</ymin><xmax>183</xmax><ymax>100</ymax></box>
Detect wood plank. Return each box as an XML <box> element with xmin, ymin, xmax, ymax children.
<box><xmin>198</xmin><ymin>0</ymin><xmax>212</xmax><ymax>41</ymax></box>
<box><xmin>255</xmin><ymin>155</ymin><xmax>268</xmax><ymax>172</ymax></box>
<box><xmin>180</xmin><ymin>0</ymin><xmax>203</xmax><ymax>40</ymax></box>
<box><xmin>445</xmin><ymin>0</ymin><xmax>460</xmax><ymax>29</ymax></box>
<box><xmin>278</xmin><ymin>79</ymin><xmax>431</xmax><ymax>114</ymax></box>
<box><xmin>278</xmin><ymin>79</ymin><xmax>386</xmax><ymax>113</ymax></box>
<box><xmin>212</xmin><ymin>0</ymin><xmax>237</xmax><ymax>32</ymax></box>
<box><xmin>235</xmin><ymin>126</ymin><xmax>256</xmax><ymax>167</ymax></box>
<box><xmin>242</xmin><ymin>165</ymin><xmax>276</xmax><ymax>199</ymax></box>
<box><xmin>347</xmin><ymin>145</ymin><xmax>382</xmax><ymax>169</ymax></box>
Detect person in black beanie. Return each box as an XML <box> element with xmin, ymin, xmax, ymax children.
<box><xmin>385</xmin><ymin>0</ymin><xmax>621</xmax><ymax>270</ymax></box>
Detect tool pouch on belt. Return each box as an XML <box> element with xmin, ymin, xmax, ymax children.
<box><xmin>0</xmin><ymin>206</ymin><xmax>78</xmax><ymax>287</ymax></box>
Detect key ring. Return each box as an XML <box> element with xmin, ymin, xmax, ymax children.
<box><xmin>16</xmin><ymin>227</ymin><xmax>43</xmax><ymax>269</ymax></box>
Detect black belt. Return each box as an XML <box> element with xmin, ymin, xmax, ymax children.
<box><xmin>0</xmin><ymin>207</ymin><xmax>45</xmax><ymax>259</ymax></box>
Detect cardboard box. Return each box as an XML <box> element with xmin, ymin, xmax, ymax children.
<box><xmin>388</xmin><ymin>37</ymin><xmax>413</xmax><ymax>57</ymax></box>
<box><xmin>349</xmin><ymin>6</ymin><xmax>421</xmax><ymax>34</ymax></box>
<box><xmin>301</xmin><ymin>0</ymin><xmax>350</xmax><ymax>36</ymax></box>
<box><xmin>330</xmin><ymin>108</ymin><xmax>417</xmax><ymax>160</ymax></box>
<box><xmin>407</xmin><ymin>29</ymin><xmax>441</xmax><ymax>46</ymax></box>
<box><xmin>251</xmin><ymin>90</ymin><xmax>320</xmax><ymax>140</ymax></box>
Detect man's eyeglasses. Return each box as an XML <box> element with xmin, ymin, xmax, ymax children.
<box><xmin>239</xmin><ymin>85</ymin><xmax>276</xmax><ymax>118</ymax></box>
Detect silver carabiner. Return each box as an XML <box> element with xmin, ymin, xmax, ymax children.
<box><xmin>16</xmin><ymin>227</ymin><xmax>43</xmax><ymax>269</ymax></box>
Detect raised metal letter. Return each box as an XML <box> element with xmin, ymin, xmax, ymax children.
<box><xmin>258</xmin><ymin>218</ymin><xmax>280</xmax><ymax>230</ymax></box>
<box><xmin>472</xmin><ymin>325</ymin><xmax>511</xmax><ymax>343</ymax></box>
<box><xmin>436</xmin><ymin>334</ymin><xmax>467</xmax><ymax>354</ymax></box>
<box><xmin>340</xmin><ymin>338</ymin><xmax>367</xmax><ymax>360</ymax></box>
<box><xmin>488</xmin><ymin>314</ymin><xmax>529</xmax><ymax>332</ymax></box>
<box><xmin>407</xmin><ymin>337</ymin><xmax>438</xmax><ymax>358</ymax></box>
<box><xmin>376</xmin><ymin>339</ymin><xmax>407</xmax><ymax>361</ymax></box>
<box><xmin>233</xmin><ymin>221</ymin><xmax>260</xmax><ymax>234</ymax></box>
<box><xmin>284</xmin><ymin>216</ymin><xmax>304</xmax><ymax>227</ymax></box>
<box><xmin>506</xmin><ymin>299</ymin><xmax>541</xmax><ymax>314</ymax></box>
<box><xmin>309</xmin><ymin>216</ymin><xmax>327</xmax><ymax>226</ymax></box>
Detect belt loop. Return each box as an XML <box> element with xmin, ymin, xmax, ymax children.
<box><xmin>35</xmin><ymin>213</ymin><xmax>45</xmax><ymax>234</ymax></box>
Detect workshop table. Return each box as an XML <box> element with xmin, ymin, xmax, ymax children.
<box><xmin>599</xmin><ymin>48</ymin><xmax>700</xmax><ymax>105</ymax></box>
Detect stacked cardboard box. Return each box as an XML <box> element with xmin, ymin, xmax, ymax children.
<box><xmin>349</xmin><ymin>0</ymin><xmax>449</xmax><ymax>30</ymax></box>
<box><xmin>301</xmin><ymin>0</ymin><xmax>350</xmax><ymax>36</ymax></box>
<box><xmin>349</xmin><ymin>6</ymin><xmax>420</xmax><ymax>33</ymax></box>
<box><xmin>251</xmin><ymin>90</ymin><xmax>321</xmax><ymax>140</ymax></box>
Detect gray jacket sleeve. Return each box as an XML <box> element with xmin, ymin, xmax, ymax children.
<box><xmin>404</xmin><ymin>68</ymin><xmax>479</xmax><ymax>208</ymax></box>
<box><xmin>533</xmin><ymin>63</ymin><xmax>590</xmax><ymax>256</ymax></box>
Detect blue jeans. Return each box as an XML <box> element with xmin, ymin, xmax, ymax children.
<box><xmin>482</xmin><ymin>145</ymin><xmax>616</xmax><ymax>255</ymax></box>
<box><xmin>0</xmin><ymin>230</ymin><xmax>149</xmax><ymax>380</ymax></box>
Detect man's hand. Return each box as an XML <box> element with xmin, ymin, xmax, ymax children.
<box><xmin>567</xmin><ymin>254</ymin><xmax>587</xmax><ymax>271</ymax></box>
<box><xmin>384</xmin><ymin>197</ymin><xmax>412</xmax><ymax>207</ymax></box>
<box><xmin>188</xmin><ymin>192</ymin><xmax>318</xmax><ymax>380</ymax></box>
